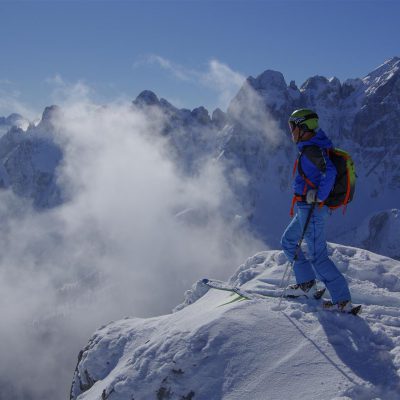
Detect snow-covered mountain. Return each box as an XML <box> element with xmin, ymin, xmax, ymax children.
<box><xmin>71</xmin><ymin>245</ymin><xmax>400</xmax><ymax>400</ymax></box>
<box><xmin>0</xmin><ymin>106</ymin><xmax>63</xmax><ymax>208</ymax></box>
<box><xmin>127</xmin><ymin>57</ymin><xmax>400</xmax><ymax>252</ymax></box>
<box><xmin>218</xmin><ymin>57</ymin><xmax>400</xmax><ymax>247</ymax></box>
<box><xmin>0</xmin><ymin>57</ymin><xmax>399</xmax><ymax>249</ymax></box>
<box><xmin>0</xmin><ymin>113</ymin><xmax>29</xmax><ymax>135</ymax></box>
<box><xmin>1</xmin><ymin>58</ymin><xmax>399</xmax><ymax>400</ymax></box>
<box><xmin>133</xmin><ymin>90</ymin><xmax>226</xmax><ymax>174</ymax></box>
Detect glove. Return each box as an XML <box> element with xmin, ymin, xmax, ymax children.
<box><xmin>306</xmin><ymin>189</ymin><xmax>321</xmax><ymax>204</ymax></box>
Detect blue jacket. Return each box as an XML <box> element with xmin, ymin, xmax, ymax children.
<box><xmin>294</xmin><ymin>129</ymin><xmax>337</xmax><ymax>201</ymax></box>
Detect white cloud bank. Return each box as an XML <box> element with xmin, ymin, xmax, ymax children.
<box><xmin>0</xmin><ymin>84</ymin><xmax>264</xmax><ymax>399</ymax></box>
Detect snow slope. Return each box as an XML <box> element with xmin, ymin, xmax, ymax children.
<box><xmin>71</xmin><ymin>245</ymin><xmax>400</xmax><ymax>400</ymax></box>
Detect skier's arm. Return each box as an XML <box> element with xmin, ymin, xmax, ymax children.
<box><xmin>317</xmin><ymin>156</ymin><xmax>337</xmax><ymax>201</ymax></box>
<box><xmin>302</xmin><ymin>147</ymin><xmax>337</xmax><ymax>201</ymax></box>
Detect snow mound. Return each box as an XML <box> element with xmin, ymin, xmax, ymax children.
<box><xmin>71</xmin><ymin>245</ymin><xmax>400</xmax><ymax>399</ymax></box>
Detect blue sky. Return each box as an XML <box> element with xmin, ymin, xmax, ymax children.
<box><xmin>0</xmin><ymin>0</ymin><xmax>399</xmax><ymax>118</ymax></box>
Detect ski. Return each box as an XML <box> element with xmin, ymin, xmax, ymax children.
<box><xmin>202</xmin><ymin>278</ymin><xmax>362</xmax><ymax>315</ymax></box>
<box><xmin>201</xmin><ymin>278</ymin><xmax>252</xmax><ymax>299</ymax></box>
<box><xmin>201</xmin><ymin>278</ymin><xmax>326</xmax><ymax>301</ymax></box>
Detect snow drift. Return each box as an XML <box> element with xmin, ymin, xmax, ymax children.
<box><xmin>71</xmin><ymin>244</ymin><xmax>400</xmax><ymax>400</ymax></box>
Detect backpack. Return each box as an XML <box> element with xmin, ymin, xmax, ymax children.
<box><xmin>296</xmin><ymin>146</ymin><xmax>356</xmax><ymax>211</ymax></box>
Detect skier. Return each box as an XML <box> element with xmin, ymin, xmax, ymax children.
<box><xmin>281</xmin><ymin>109</ymin><xmax>353</xmax><ymax>312</ymax></box>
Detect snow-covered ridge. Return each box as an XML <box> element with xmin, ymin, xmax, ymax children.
<box><xmin>363</xmin><ymin>56</ymin><xmax>400</xmax><ymax>91</ymax></box>
<box><xmin>71</xmin><ymin>245</ymin><xmax>400</xmax><ymax>400</ymax></box>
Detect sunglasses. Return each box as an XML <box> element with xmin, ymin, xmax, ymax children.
<box><xmin>289</xmin><ymin>121</ymin><xmax>298</xmax><ymax>132</ymax></box>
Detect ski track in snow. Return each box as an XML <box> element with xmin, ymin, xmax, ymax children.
<box><xmin>71</xmin><ymin>244</ymin><xmax>400</xmax><ymax>400</ymax></box>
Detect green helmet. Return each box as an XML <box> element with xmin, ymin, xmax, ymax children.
<box><xmin>288</xmin><ymin>109</ymin><xmax>319</xmax><ymax>131</ymax></box>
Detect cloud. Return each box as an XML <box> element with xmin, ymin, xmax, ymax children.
<box><xmin>0</xmin><ymin>82</ymin><xmax>40</xmax><ymax>120</ymax></box>
<box><xmin>201</xmin><ymin>59</ymin><xmax>246</xmax><ymax>107</ymax></box>
<box><xmin>0</xmin><ymin>85</ymin><xmax>264</xmax><ymax>399</ymax></box>
<box><xmin>227</xmin><ymin>79</ymin><xmax>283</xmax><ymax>145</ymax></box>
<box><xmin>46</xmin><ymin>74</ymin><xmax>93</xmax><ymax>106</ymax></box>
<box><xmin>134</xmin><ymin>54</ymin><xmax>195</xmax><ymax>82</ymax></box>
<box><xmin>134</xmin><ymin>55</ymin><xmax>246</xmax><ymax>110</ymax></box>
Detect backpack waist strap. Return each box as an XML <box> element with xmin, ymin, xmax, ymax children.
<box><xmin>290</xmin><ymin>195</ymin><xmax>306</xmax><ymax>217</ymax></box>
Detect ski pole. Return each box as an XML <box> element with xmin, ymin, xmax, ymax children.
<box><xmin>278</xmin><ymin>202</ymin><xmax>316</xmax><ymax>309</ymax></box>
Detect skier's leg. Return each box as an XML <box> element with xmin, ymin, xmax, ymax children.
<box><xmin>299</xmin><ymin>204</ymin><xmax>351</xmax><ymax>303</ymax></box>
<box><xmin>281</xmin><ymin>213</ymin><xmax>316</xmax><ymax>284</ymax></box>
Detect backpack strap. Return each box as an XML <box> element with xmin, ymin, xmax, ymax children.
<box><xmin>298</xmin><ymin>145</ymin><xmax>328</xmax><ymax>174</ymax></box>
<box><xmin>292</xmin><ymin>158</ymin><xmax>299</xmax><ymax>178</ymax></box>
<box><xmin>296</xmin><ymin>146</ymin><xmax>322</xmax><ymax>190</ymax></box>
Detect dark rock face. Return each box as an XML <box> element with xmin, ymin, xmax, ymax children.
<box><xmin>191</xmin><ymin>106</ymin><xmax>211</xmax><ymax>125</ymax></box>
<box><xmin>363</xmin><ymin>211</ymin><xmax>390</xmax><ymax>251</ymax></box>
<box><xmin>212</xmin><ymin>108</ymin><xmax>228</xmax><ymax>129</ymax></box>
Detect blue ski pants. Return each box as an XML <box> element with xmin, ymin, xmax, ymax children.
<box><xmin>280</xmin><ymin>202</ymin><xmax>351</xmax><ymax>303</ymax></box>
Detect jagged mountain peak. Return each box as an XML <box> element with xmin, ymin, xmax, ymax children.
<box><xmin>301</xmin><ymin>75</ymin><xmax>341</xmax><ymax>92</ymax></box>
<box><xmin>191</xmin><ymin>106</ymin><xmax>211</xmax><ymax>125</ymax></box>
<box><xmin>41</xmin><ymin>105</ymin><xmax>61</xmax><ymax>121</ymax></box>
<box><xmin>134</xmin><ymin>90</ymin><xmax>212</xmax><ymax>119</ymax></box>
<box><xmin>370</xmin><ymin>56</ymin><xmax>400</xmax><ymax>74</ymax></box>
<box><xmin>5</xmin><ymin>113</ymin><xmax>24</xmax><ymax>124</ymax></box>
<box><xmin>0</xmin><ymin>113</ymin><xmax>30</xmax><ymax>132</ymax></box>
<box><xmin>289</xmin><ymin>80</ymin><xmax>298</xmax><ymax>90</ymax></box>
<box><xmin>133</xmin><ymin>90</ymin><xmax>217</xmax><ymax>132</ymax></box>
<box><xmin>250</xmin><ymin>69</ymin><xmax>287</xmax><ymax>91</ymax></box>
<box><xmin>33</xmin><ymin>105</ymin><xmax>62</xmax><ymax>133</ymax></box>
<box><xmin>363</xmin><ymin>56</ymin><xmax>400</xmax><ymax>86</ymax></box>
<box><xmin>133</xmin><ymin>89</ymin><xmax>160</xmax><ymax>107</ymax></box>
<box><xmin>212</xmin><ymin>108</ymin><xmax>228</xmax><ymax>129</ymax></box>
<box><xmin>342</xmin><ymin>78</ymin><xmax>364</xmax><ymax>91</ymax></box>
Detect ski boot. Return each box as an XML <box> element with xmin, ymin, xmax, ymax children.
<box><xmin>284</xmin><ymin>279</ymin><xmax>319</xmax><ymax>299</ymax></box>
<box><xmin>323</xmin><ymin>300</ymin><xmax>361</xmax><ymax>315</ymax></box>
